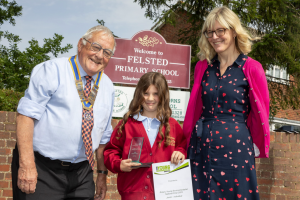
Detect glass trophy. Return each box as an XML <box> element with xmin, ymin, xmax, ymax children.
<box><xmin>128</xmin><ymin>137</ymin><xmax>152</xmax><ymax>168</ymax></box>
<box><xmin>128</xmin><ymin>137</ymin><xmax>144</xmax><ymax>162</ymax></box>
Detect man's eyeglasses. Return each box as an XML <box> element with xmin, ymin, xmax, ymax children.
<box><xmin>83</xmin><ymin>38</ymin><xmax>114</xmax><ymax>58</ymax></box>
<box><xmin>204</xmin><ymin>28</ymin><xmax>227</xmax><ymax>38</ymax></box>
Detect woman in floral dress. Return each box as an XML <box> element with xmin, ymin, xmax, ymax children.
<box><xmin>183</xmin><ymin>6</ymin><xmax>270</xmax><ymax>200</ymax></box>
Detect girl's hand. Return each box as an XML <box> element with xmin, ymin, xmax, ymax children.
<box><xmin>171</xmin><ymin>151</ymin><xmax>185</xmax><ymax>165</ymax></box>
<box><xmin>120</xmin><ymin>159</ymin><xmax>141</xmax><ymax>172</ymax></box>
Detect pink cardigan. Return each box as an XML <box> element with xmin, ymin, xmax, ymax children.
<box><xmin>183</xmin><ymin>57</ymin><xmax>270</xmax><ymax>158</ymax></box>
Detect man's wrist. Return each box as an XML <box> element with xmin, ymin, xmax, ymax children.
<box><xmin>97</xmin><ymin>170</ymin><xmax>108</xmax><ymax>175</ymax></box>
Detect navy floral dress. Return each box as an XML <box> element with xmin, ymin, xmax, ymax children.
<box><xmin>188</xmin><ymin>54</ymin><xmax>260</xmax><ymax>200</ymax></box>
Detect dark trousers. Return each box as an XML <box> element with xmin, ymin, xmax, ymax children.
<box><xmin>12</xmin><ymin>145</ymin><xmax>95</xmax><ymax>200</ymax></box>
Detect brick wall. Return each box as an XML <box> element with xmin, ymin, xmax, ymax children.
<box><xmin>1</xmin><ymin>111</ymin><xmax>300</xmax><ymax>200</ymax></box>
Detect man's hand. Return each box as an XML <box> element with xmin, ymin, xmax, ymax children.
<box><xmin>171</xmin><ymin>151</ymin><xmax>185</xmax><ymax>165</ymax></box>
<box><xmin>17</xmin><ymin>164</ymin><xmax>38</xmax><ymax>194</ymax></box>
<box><xmin>120</xmin><ymin>159</ymin><xmax>141</xmax><ymax>172</ymax></box>
<box><xmin>94</xmin><ymin>173</ymin><xmax>107</xmax><ymax>200</ymax></box>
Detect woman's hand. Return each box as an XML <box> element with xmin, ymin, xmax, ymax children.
<box><xmin>171</xmin><ymin>151</ymin><xmax>185</xmax><ymax>165</ymax></box>
<box><xmin>120</xmin><ymin>159</ymin><xmax>141</xmax><ymax>172</ymax></box>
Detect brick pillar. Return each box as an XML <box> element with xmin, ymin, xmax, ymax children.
<box><xmin>0</xmin><ymin>111</ymin><xmax>16</xmax><ymax>200</ymax></box>
<box><xmin>255</xmin><ymin>131</ymin><xmax>300</xmax><ymax>200</ymax></box>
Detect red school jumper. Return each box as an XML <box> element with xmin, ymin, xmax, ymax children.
<box><xmin>104</xmin><ymin>117</ymin><xmax>187</xmax><ymax>200</ymax></box>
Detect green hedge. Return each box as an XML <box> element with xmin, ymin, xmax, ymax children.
<box><xmin>0</xmin><ymin>89</ymin><xmax>23</xmax><ymax>112</ymax></box>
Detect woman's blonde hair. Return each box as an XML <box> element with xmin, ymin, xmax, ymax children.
<box><xmin>117</xmin><ymin>72</ymin><xmax>172</xmax><ymax>148</ymax></box>
<box><xmin>198</xmin><ymin>6</ymin><xmax>256</xmax><ymax>62</ymax></box>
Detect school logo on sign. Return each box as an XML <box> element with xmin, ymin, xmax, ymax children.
<box><xmin>113</xmin><ymin>89</ymin><xmax>128</xmax><ymax>113</ymax></box>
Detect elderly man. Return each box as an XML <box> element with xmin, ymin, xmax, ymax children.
<box><xmin>11</xmin><ymin>25</ymin><xmax>115</xmax><ymax>200</ymax></box>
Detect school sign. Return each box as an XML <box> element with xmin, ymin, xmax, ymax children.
<box><xmin>104</xmin><ymin>30</ymin><xmax>191</xmax><ymax>89</ymax></box>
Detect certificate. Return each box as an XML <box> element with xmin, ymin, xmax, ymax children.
<box><xmin>152</xmin><ymin>159</ymin><xmax>194</xmax><ymax>200</ymax></box>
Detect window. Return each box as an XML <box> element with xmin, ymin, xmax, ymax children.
<box><xmin>270</xmin><ymin>117</ymin><xmax>300</xmax><ymax>132</ymax></box>
<box><xmin>266</xmin><ymin>65</ymin><xmax>289</xmax><ymax>84</ymax></box>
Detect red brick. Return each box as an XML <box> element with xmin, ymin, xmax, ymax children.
<box><xmin>3</xmin><ymin>189</ymin><xmax>12</xmax><ymax>197</ymax></box>
<box><xmin>260</xmin><ymin>171</ymin><xmax>271</xmax><ymax>178</ymax></box>
<box><xmin>5</xmin><ymin>124</ymin><xmax>16</xmax><ymax>132</ymax></box>
<box><xmin>10</xmin><ymin>132</ymin><xmax>16</xmax><ymax>140</ymax></box>
<box><xmin>272</xmin><ymin>158</ymin><xmax>289</xmax><ymax>165</ymax></box>
<box><xmin>0</xmin><ymin>140</ymin><xmax>5</xmax><ymax>148</ymax></box>
<box><xmin>7</xmin><ymin>112</ymin><xmax>16</xmax><ymax>123</ymax></box>
<box><xmin>0</xmin><ymin>157</ymin><xmax>6</xmax><ymax>163</ymax></box>
<box><xmin>0</xmin><ymin>149</ymin><xmax>11</xmax><ymax>156</ymax></box>
<box><xmin>0</xmin><ymin>173</ymin><xmax>4</xmax><ymax>180</ymax></box>
<box><xmin>276</xmin><ymin>195</ymin><xmax>287</xmax><ymax>200</ymax></box>
<box><xmin>285</xmin><ymin>165</ymin><xmax>300</xmax><ymax>173</ymax></box>
<box><xmin>104</xmin><ymin>192</ymin><xmax>111</xmax><ymax>199</ymax></box>
<box><xmin>7</xmin><ymin>157</ymin><xmax>12</xmax><ymax>163</ymax></box>
<box><xmin>0</xmin><ymin>124</ymin><xmax>4</xmax><ymax>131</ymax></box>
<box><xmin>284</xmin><ymin>181</ymin><xmax>296</xmax><ymax>189</ymax></box>
<box><xmin>273</xmin><ymin>179</ymin><xmax>285</xmax><ymax>186</ymax></box>
<box><xmin>111</xmin><ymin>177</ymin><xmax>117</xmax><ymax>185</ymax></box>
<box><xmin>285</xmin><ymin>152</ymin><xmax>300</xmax><ymax>159</ymax></box>
<box><xmin>291</xmin><ymin>144</ymin><xmax>300</xmax><ymax>152</ymax></box>
<box><xmin>275</xmin><ymin>132</ymin><xmax>282</xmax><ymax>143</ymax></box>
<box><xmin>0</xmin><ymin>112</ymin><xmax>7</xmax><ymax>122</ymax></box>
<box><xmin>110</xmin><ymin>192</ymin><xmax>121</xmax><ymax>199</ymax></box>
<box><xmin>260</xmin><ymin>193</ymin><xmax>276</xmax><ymax>200</ymax></box>
<box><xmin>0</xmin><ymin>132</ymin><xmax>10</xmax><ymax>139</ymax></box>
<box><xmin>0</xmin><ymin>165</ymin><xmax>10</xmax><ymax>172</ymax></box>
<box><xmin>270</xmin><ymin>133</ymin><xmax>275</xmax><ymax>142</ymax></box>
<box><xmin>256</xmin><ymin>163</ymin><xmax>275</xmax><ymax>171</ymax></box>
<box><xmin>106</xmin><ymin>177</ymin><xmax>111</xmax><ymax>185</ymax></box>
<box><xmin>295</xmin><ymin>182</ymin><xmax>300</xmax><ymax>190</ymax></box>
<box><xmin>259</xmin><ymin>158</ymin><xmax>270</xmax><ymax>164</ymax></box>
<box><xmin>273</xmin><ymin>172</ymin><xmax>299</xmax><ymax>182</ymax></box>
<box><xmin>271</xmin><ymin>143</ymin><xmax>290</xmax><ymax>150</ymax></box>
<box><xmin>5</xmin><ymin>173</ymin><xmax>11</xmax><ymax>180</ymax></box>
<box><xmin>257</xmin><ymin>178</ymin><xmax>274</xmax><ymax>185</ymax></box>
<box><xmin>0</xmin><ymin>181</ymin><xmax>9</xmax><ymax>188</ymax></box>
<box><xmin>290</xmin><ymin>133</ymin><xmax>297</xmax><ymax>143</ymax></box>
<box><xmin>274</xmin><ymin>150</ymin><xmax>285</xmax><ymax>157</ymax></box>
<box><xmin>257</xmin><ymin>185</ymin><xmax>269</xmax><ymax>193</ymax></box>
<box><xmin>282</xmin><ymin>133</ymin><xmax>290</xmax><ymax>143</ymax></box>
<box><xmin>6</xmin><ymin>141</ymin><xmax>16</xmax><ymax>148</ymax></box>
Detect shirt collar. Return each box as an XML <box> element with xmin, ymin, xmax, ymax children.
<box><xmin>76</xmin><ymin>55</ymin><xmax>98</xmax><ymax>81</ymax></box>
<box><xmin>211</xmin><ymin>53</ymin><xmax>246</xmax><ymax>68</ymax></box>
<box><xmin>133</xmin><ymin>113</ymin><xmax>160</xmax><ymax>123</ymax></box>
<box><xmin>233</xmin><ymin>54</ymin><xmax>247</xmax><ymax>67</ymax></box>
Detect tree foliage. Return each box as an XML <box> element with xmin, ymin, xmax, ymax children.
<box><xmin>0</xmin><ymin>0</ymin><xmax>72</xmax><ymax>93</ymax></box>
<box><xmin>134</xmin><ymin>0</ymin><xmax>300</xmax><ymax>116</ymax></box>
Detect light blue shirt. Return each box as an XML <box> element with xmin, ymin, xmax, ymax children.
<box><xmin>133</xmin><ymin>114</ymin><xmax>161</xmax><ymax>147</ymax></box>
<box><xmin>17</xmin><ymin>56</ymin><xmax>115</xmax><ymax>163</ymax></box>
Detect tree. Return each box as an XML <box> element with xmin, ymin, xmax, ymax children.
<box><xmin>0</xmin><ymin>0</ymin><xmax>72</xmax><ymax>92</ymax></box>
<box><xmin>134</xmin><ymin>0</ymin><xmax>300</xmax><ymax>117</ymax></box>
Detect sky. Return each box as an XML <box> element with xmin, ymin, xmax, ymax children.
<box><xmin>1</xmin><ymin>0</ymin><xmax>155</xmax><ymax>58</ymax></box>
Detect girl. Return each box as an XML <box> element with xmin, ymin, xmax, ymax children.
<box><xmin>104</xmin><ymin>72</ymin><xmax>187</xmax><ymax>200</ymax></box>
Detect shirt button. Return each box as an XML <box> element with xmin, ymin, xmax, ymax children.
<box><xmin>147</xmin><ymin>175</ymin><xmax>150</xmax><ymax>178</ymax></box>
<box><xmin>145</xmin><ymin>186</ymin><xmax>148</xmax><ymax>189</ymax></box>
<box><xmin>150</xmin><ymin>153</ymin><xmax>152</xmax><ymax>156</ymax></box>
<box><xmin>144</xmin><ymin>196</ymin><xmax>147</xmax><ymax>199</ymax></box>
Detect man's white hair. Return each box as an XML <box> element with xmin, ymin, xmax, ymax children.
<box><xmin>81</xmin><ymin>25</ymin><xmax>116</xmax><ymax>53</ymax></box>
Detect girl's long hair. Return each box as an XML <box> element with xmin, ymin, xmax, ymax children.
<box><xmin>117</xmin><ymin>72</ymin><xmax>172</xmax><ymax>147</ymax></box>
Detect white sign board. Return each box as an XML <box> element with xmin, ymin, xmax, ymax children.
<box><xmin>113</xmin><ymin>86</ymin><xmax>190</xmax><ymax>121</ymax></box>
<box><xmin>152</xmin><ymin>159</ymin><xmax>194</xmax><ymax>200</ymax></box>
